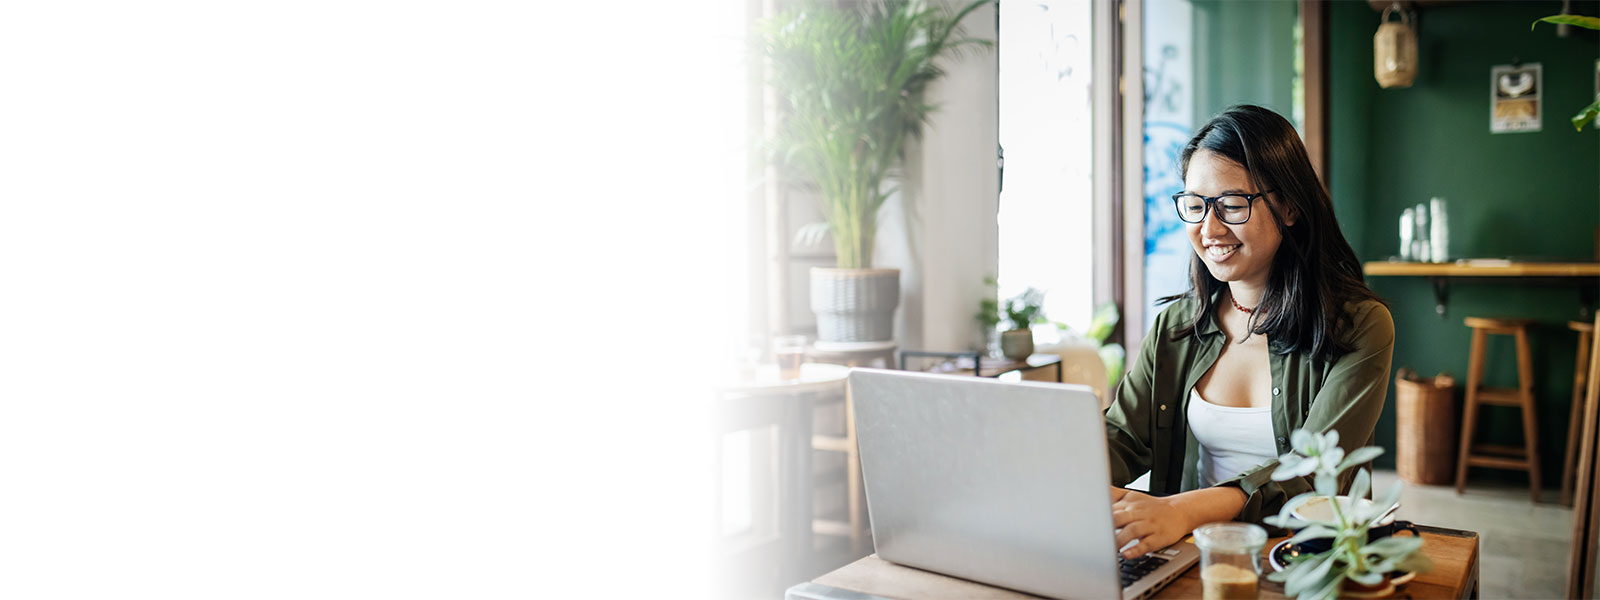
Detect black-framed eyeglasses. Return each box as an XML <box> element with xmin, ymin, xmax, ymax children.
<box><xmin>1171</xmin><ymin>191</ymin><xmax>1274</xmax><ymax>225</ymax></box>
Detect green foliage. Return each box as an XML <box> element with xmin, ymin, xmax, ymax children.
<box><xmin>760</xmin><ymin>0</ymin><xmax>992</xmax><ymax>268</ymax></box>
<box><xmin>975</xmin><ymin>276</ymin><xmax>1002</xmax><ymax>329</ymax></box>
<box><xmin>1002</xmin><ymin>288</ymin><xmax>1045</xmax><ymax>331</ymax></box>
<box><xmin>1083</xmin><ymin>302</ymin><xmax>1120</xmax><ymax>345</ymax></box>
<box><xmin>1097</xmin><ymin>342</ymin><xmax>1125</xmax><ymax>391</ymax></box>
<box><xmin>1075</xmin><ymin>302</ymin><xmax>1125</xmax><ymax>388</ymax></box>
<box><xmin>1571</xmin><ymin>97</ymin><xmax>1600</xmax><ymax>132</ymax></box>
<box><xmin>1531</xmin><ymin>14</ymin><xmax>1600</xmax><ymax>31</ymax></box>
<box><xmin>1531</xmin><ymin>14</ymin><xmax>1600</xmax><ymax>131</ymax></box>
<box><xmin>980</xmin><ymin>283</ymin><xmax>1125</xmax><ymax>387</ymax></box>
<box><xmin>1263</xmin><ymin>430</ymin><xmax>1432</xmax><ymax>600</ymax></box>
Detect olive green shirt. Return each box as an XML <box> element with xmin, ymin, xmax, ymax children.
<box><xmin>1103</xmin><ymin>293</ymin><xmax>1395</xmax><ymax>527</ymax></box>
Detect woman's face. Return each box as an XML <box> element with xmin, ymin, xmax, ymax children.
<box><xmin>1182</xmin><ymin>150</ymin><xmax>1290</xmax><ymax>288</ymax></box>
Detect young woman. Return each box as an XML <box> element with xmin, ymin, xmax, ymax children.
<box><xmin>1104</xmin><ymin>105</ymin><xmax>1393</xmax><ymax>559</ymax></box>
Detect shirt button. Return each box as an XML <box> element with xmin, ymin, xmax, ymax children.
<box><xmin>1160</xmin><ymin>405</ymin><xmax>1167</xmax><ymax>411</ymax></box>
<box><xmin>1272</xmin><ymin>387</ymin><xmax>1281</xmax><ymax>396</ymax></box>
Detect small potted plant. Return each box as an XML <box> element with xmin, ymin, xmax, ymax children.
<box><xmin>1264</xmin><ymin>429</ymin><xmax>1432</xmax><ymax>599</ymax></box>
<box><xmin>998</xmin><ymin>288</ymin><xmax>1045</xmax><ymax>360</ymax></box>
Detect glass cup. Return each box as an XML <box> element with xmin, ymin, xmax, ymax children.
<box><xmin>1192</xmin><ymin>522</ymin><xmax>1267</xmax><ymax>600</ymax></box>
<box><xmin>773</xmin><ymin>335</ymin><xmax>807</xmax><ymax>380</ymax></box>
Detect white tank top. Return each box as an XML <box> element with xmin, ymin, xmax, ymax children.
<box><xmin>1187</xmin><ymin>389</ymin><xmax>1278</xmax><ymax>487</ymax></box>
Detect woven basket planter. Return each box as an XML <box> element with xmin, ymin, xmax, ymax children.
<box><xmin>810</xmin><ymin>268</ymin><xmax>899</xmax><ymax>343</ymax></box>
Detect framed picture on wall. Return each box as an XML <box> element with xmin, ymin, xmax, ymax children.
<box><xmin>1490</xmin><ymin>63</ymin><xmax>1542</xmax><ymax>134</ymax></box>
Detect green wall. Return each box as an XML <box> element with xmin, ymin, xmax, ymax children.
<box><xmin>1191</xmin><ymin>0</ymin><xmax>1299</xmax><ymax>122</ymax></box>
<box><xmin>1330</xmin><ymin>0</ymin><xmax>1600</xmax><ymax>485</ymax></box>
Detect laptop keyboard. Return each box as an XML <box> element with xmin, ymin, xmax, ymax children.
<box><xmin>1117</xmin><ymin>554</ymin><xmax>1168</xmax><ymax>588</ymax></box>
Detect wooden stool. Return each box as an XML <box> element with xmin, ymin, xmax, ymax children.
<box><xmin>1455</xmin><ymin>317</ymin><xmax>1542</xmax><ymax>502</ymax></box>
<box><xmin>1563</xmin><ymin>320</ymin><xmax>1597</xmax><ymax>505</ymax></box>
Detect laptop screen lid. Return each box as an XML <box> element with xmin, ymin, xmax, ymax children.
<box><xmin>850</xmin><ymin>368</ymin><xmax>1123</xmax><ymax>600</ymax></box>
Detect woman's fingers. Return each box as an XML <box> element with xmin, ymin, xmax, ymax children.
<box><xmin>1110</xmin><ymin>486</ymin><xmax>1128</xmax><ymax>503</ymax></box>
<box><xmin>1121</xmin><ymin>537</ymin><xmax>1155</xmax><ymax>559</ymax></box>
<box><xmin>1110</xmin><ymin>489</ymin><xmax>1150</xmax><ymax>527</ymax></box>
<box><xmin>1110</xmin><ymin>502</ymin><xmax>1138</xmax><ymax>527</ymax></box>
<box><xmin>1114</xmin><ymin>520</ymin><xmax>1148</xmax><ymax>551</ymax></box>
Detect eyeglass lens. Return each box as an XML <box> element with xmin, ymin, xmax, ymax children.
<box><xmin>1176</xmin><ymin>195</ymin><xmax>1252</xmax><ymax>224</ymax></box>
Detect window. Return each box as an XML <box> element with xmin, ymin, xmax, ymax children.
<box><xmin>998</xmin><ymin>0</ymin><xmax>1096</xmax><ymax>337</ymax></box>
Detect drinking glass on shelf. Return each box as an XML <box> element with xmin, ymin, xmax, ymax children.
<box><xmin>773</xmin><ymin>335</ymin><xmax>807</xmax><ymax>381</ymax></box>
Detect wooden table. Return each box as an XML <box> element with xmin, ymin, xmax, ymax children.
<box><xmin>1363</xmin><ymin>260</ymin><xmax>1600</xmax><ymax>317</ymax></box>
<box><xmin>786</xmin><ymin>524</ymin><xmax>1479</xmax><ymax>599</ymax></box>
<box><xmin>716</xmin><ymin>364</ymin><xmax>849</xmax><ymax>588</ymax></box>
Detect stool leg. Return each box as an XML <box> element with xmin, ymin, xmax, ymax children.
<box><xmin>1457</xmin><ymin>329</ymin><xmax>1488</xmax><ymax>495</ymax></box>
<box><xmin>845</xmin><ymin>388</ymin><xmax>865</xmax><ymax>556</ymax></box>
<box><xmin>1564</xmin><ymin>331</ymin><xmax>1593</xmax><ymax>505</ymax></box>
<box><xmin>1516</xmin><ymin>327</ymin><xmax>1542</xmax><ymax>503</ymax></box>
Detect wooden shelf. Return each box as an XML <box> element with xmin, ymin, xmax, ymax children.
<box><xmin>1361</xmin><ymin>261</ymin><xmax>1600</xmax><ymax>317</ymax></box>
<box><xmin>1364</xmin><ymin>261</ymin><xmax>1600</xmax><ymax>278</ymax></box>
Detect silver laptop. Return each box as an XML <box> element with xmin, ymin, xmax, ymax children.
<box><xmin>850</xmin><ymin>368</ymin><xmax>1200</xmax><ymax>600</ymax></box>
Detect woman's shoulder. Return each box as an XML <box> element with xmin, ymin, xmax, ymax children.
<box><xmin>1151</xmin><ymin>294</ymin><xmax>1200</xmax><ymax>333</ymax></box>
<box><xmin>1339</xmin><ymin>298</ymin><xmax>1395</xmax><ymax>349</ymax></box>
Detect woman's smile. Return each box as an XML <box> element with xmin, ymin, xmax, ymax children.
<box><xmin>1203</xmin><ymin>243</ymin><xmax>1240</xmax><ymax>261</ymax></box>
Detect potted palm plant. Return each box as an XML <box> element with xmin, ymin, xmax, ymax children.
<box><xmin>761</xmin><ymin>0</ymin><xmax>991</xmax><ymax>342</ymax></box>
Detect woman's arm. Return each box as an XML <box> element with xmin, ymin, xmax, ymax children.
<box><xmin>1110</xmin><ymin>486</ymin><xmax>1246</xmax><ymax>558</ymax></box>
<box><xmin>1104</xmin><ymin>314</ymin><xmax>1163</xmax><ymax>485</ymax></box>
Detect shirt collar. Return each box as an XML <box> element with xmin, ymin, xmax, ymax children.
<box><xmin>1196</xmin><ymin>287</ymin><xmax>1225</xmax><ymax>337</ymax></box>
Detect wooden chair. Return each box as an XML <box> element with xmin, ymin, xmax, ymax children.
<box><xmin>1567</xmin><ymin>312</ymin><xmax>1600</xmax><ymax>598</ymax></box>
<box><xmin>1454</xmin><ymin>317</ymin><xmax>1542</xmax><ymax>502</ymax></box>
<box><xmin>1564</xmin><ymin>319</ymin><xmax>1597</xmax><ymax>505</ymax></box>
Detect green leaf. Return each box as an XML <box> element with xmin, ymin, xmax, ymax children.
<box><xmin>1264</xmin><ymin>513</ymin><xmax>1310</xmax><ymax>530</ymax></box>
<box><xmin>1320</xmin><ymin>429</ymin><xmax>1341</xmax><ymax>454</ymax></box>
<box><xmin>1337</xmin><ymin>446</ymin><xmax>1385</xmax><ymax>471</ymax></box>
<box><xmin>1085</xmin><ymin>302</ymin><xmax>1120</xmax><ymax>344</ymax></box>
<box><xmin>1315</xmin><ymin>471</ymin><xmax>1338</xmax><ymax>497</ymax></box>
<box><xmin>1274</xmin><ymin>453</ymin><xmax>1317</xmax><ymax>481</ymax></box>
<box><xmin>1533</xmin><ymin>15</ymin><xmax>1600</xmax><ymax>31</ymax></box>
<box><xmin>1291</xmin><ymin>429</ymin><xmax>1315</xmax><ymax>454</ymax></box>
<box><xmin>1349</xmin><ymin>468</ymin><xmax>1371</xmax><ymax>506</ymax></box>
<box><xmin>1285</xmin><ymin>551</ymin><xmax>1338</xmax><ymax>597</ymax></box>
<box><xmin>1347</xmin><ymin>568</ymin><xmax>1386</xmax><ymax>586</ymax></box>
<box><xmin>1572</xmin><ymin>97</ymin><xmax>1600</xmax><ymax>132</ymax></box>
<box><xmin>1287</xmin><ymin>524</ymin><xmax>1338</xmax><ymax>546</ymax></box>
<box><xmin>1305</xmin><ymin>573</ymin><xmax>1345</xmax><ymax>600</ymax></box>
<box><xmin>1364</xmin><ymin>535</ymin><xmax>1424</xmax><ymax>557</ymax></box>
<box><xmin>1099</xmin><ymin>343</ymin><xmax>1125</xmax><ymax>389</ymax></box>
<box><xmin>1373</xmin><ymin>478</ymin><xmax>1404</xmax><ymax>521</ymax></box>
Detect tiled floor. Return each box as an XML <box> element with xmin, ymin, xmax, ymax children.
<box><xmin>1372</xmin><ymin>469</ymin><xmax>1573</xmax><ymax>599</ymax></box>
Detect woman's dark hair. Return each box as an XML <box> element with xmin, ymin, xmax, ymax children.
<box><xmin>1158</xmin><ymin>104</ymin><xmax>1380</xmax><ymax>360</ymax></box>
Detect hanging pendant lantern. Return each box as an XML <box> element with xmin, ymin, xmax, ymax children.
<box><xmin>1374</xmin><ymin>3</ymin><xmax>1417</xmax><ymax>89</ymax></box>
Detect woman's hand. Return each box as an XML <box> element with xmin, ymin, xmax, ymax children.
<box><xmin>1110</xmin><ymin>485</ymin><xmax>1248</xmax><ymax>559</ymax></box>
<box><xmin>1110</xmin><ymin>487</ymin><xmax>1189</xmax><ymax>559</ymax></box>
